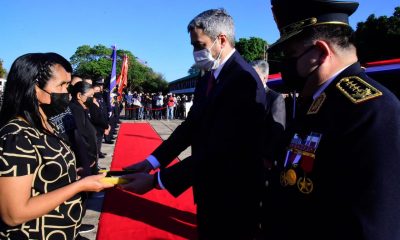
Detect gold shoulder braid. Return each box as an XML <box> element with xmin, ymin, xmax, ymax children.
<box><xmin>336</xmin><ymin>76</ymin><xmax>382</xmax><ymax>104</ymax></box>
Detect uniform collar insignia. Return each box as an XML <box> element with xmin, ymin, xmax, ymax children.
<box><xmin>307</xmin><ymin>92</ymin><xmax>326</xmax><ymax>115</ymax></box>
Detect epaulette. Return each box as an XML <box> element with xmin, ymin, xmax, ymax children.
<box><xmin>336</xmin><ymin>76</ymin><xmax>382</xmax><ymax>104</ymax></box>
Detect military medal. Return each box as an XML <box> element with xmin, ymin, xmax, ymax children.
<box><xmin>285</xmin><ymin>169</ymin><xmax>297</xmax><ymax>186</ymax></box>
<box><xmin>297</xmin><ymin>176</ymin><xmax>314</xmax><ymax>194</ymax></box>
<box><xmin>281</xmin><ymin>132</ymin><xmax>322</xmax><ymax>193</ymax></box>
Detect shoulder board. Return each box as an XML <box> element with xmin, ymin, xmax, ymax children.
<box><xmin>336</xmin><ymin>76</ymin><xmax>382</xmax><ymax>104</ymax></box>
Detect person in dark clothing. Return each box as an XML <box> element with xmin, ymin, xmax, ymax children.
<box><xmin>144</xmin><ymin>93</ymin><xmax>153</xmax><ymax>120</ymax></box>
<box><xmin>120</xmin><ymin>9</ymin><xmax>266</xmax><ymax>239</ymax></box>
<box><xmin>262</xmin><ymin>1</ymin><xmax>400</xmax><ymax>239</ymax></box>
<box><xmin>251</xmin><ymin>60</ymin><xmax>286</xmax><ymax>165</ymax></box>
<box><xmin>113</xmin><ymin>92</ymin><xmax>122</xmax><ymax>125</ymax></box>
<box><xmin>91</xmin><ymin>82</ymin><xmax>110</xmax><ymax>159</ymax></box>
<box><xmin>102</xmin><ymin>86</ymin><xmax>115</xmax><ymax>144</ymax></box>
<box><xmin>69</xmin><ymin>81</ymin><xmax>99</xmax><ymax>177</ymax></box>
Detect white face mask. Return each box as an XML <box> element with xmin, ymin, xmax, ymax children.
<box><xmin>193</xmin><ymin>37</ymin><xmax>224</xmax><ymax>71</ymax></box>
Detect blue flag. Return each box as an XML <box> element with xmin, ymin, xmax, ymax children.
<box><xmin>109</xmin><ymin>45</ymin><xmax>117</xmax><ymax>107</ymax></box>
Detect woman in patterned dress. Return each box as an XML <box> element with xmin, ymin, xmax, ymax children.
<box><xmin>0</xmin><ymin>53</ymin><xmax>114</xmax><ymax>239</ymax></box>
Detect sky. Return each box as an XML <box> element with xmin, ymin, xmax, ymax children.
<box><xmin>1</xmin><ymin>0</ymin><xmax>399</xmax><ymax>82</ymax></box>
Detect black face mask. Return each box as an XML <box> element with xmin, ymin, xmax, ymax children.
<box><xmin>281</xmin><ymin>46</ymin><xmax>318</xmax><ymax>92</ymax></box>
<box><xmin>40</xmin><ymin>92</ymin><xmax>70</xmax><ymax>119</ymax></box>
<box><xmin>84</xmin><ymin>96</ymin><xmax>94</xmax><ymax>108</ymax></box>
<box><xmin>93</xmin><ymin>92</ymin><xmax>103</xmax><ymax>99</ymax></box>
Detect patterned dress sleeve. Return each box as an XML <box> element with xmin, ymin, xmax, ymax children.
<box><xmin>0</xmin><ymin>132</ymin><xmax>38</xmax><ymax>177</ymax></box>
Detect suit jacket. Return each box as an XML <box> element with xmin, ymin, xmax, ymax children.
<box><xmin>263</xmin><ymin>87</ymin><xmax>286</xmax><ymax>163</ymax></box>
<box><xmin>265</xmin><ymin>87</ymin><xmax>286</xmax><ymax>129</ymax></box>
<box><xmin>152</xmin><ymin>51</ymin><xmax>266</xmax><ymax>238</ymax></box>
<box><xmin>263</xmin><ymin>62</ymin><xmax>400</xmax><ymax>240</ymax></box>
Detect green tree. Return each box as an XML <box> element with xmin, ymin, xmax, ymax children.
<box><xmin>355</xmin><ymin>6</ymin><xmax>400</xmax><ymax>63</ymax></box>
<box><xmin>142</xmin><ymin>72</ymin><xmax>169</xmax><ymax>93</ymax></box>
<box><xmin>235</xmin><ymin>37</ymin><xmax>268</xmax><ymax>62</ymax></box>
<box><xmin>188</xmin><ymin>65</ymin><xmax>200</xmax><ymax>76</ymax></box>
<box><xmin>0</xmin><ymin>59</ymin><xmax>6</xmax><ymax>78</ymax></box>
<box><xmin>70</xmin><ymin>44</ymin><xmax>113</xmax><ymax>79</ymax></box>
<box><xmin>70</xmin><ymin>44</ymin><xmax>167</xmax><ymax>92</ymax></box>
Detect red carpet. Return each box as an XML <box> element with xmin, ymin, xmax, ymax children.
<box><xmin>96</xmin><ymin>123</ymin><xmax>197</xmax><ymax>240</ymax></box>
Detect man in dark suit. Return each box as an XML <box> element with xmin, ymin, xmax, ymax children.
<box><xmin>251</xmin><ymin>59</ymin><xmax>287</xmax><ymax>198</ymax></box>
<box><xmin>262</xmin><ymin>1</ymin><xmax>400</xmax><ymax>239</ymax></box>
<box><xmin>252</xmin><ymin>60</ymin><xmax>286</xmax><ymax>129</ymax></box>
<box><xmin>120</xmin><ymin>8</ymin><xmax>266</xmax><ymax>239</ymax></box>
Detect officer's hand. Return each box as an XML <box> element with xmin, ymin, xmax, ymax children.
<box><xmin>123</xmin><ymin>159</ymin><xmax>154</xmax><ymax>173</ymax></box>
<box><xmin>118</xmin><ymin>173</ymin><xmax>155</xmax><ymax>195</ymax></box>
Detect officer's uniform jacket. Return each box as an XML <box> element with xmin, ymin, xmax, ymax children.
<box><xmin>263</xmin><ymin>62</ymin><xmax>400</xmax><ymax>240</ymax></box>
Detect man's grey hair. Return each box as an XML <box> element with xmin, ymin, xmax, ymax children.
<box><xmin>251</xmin><ymin>60</ymin><xmax>269</xmax><ymax>77</ymax></box>
<box><xmin>187</xmin><ymin>8</ymin><xmax>235</xmax><ymax>47</ymax></box>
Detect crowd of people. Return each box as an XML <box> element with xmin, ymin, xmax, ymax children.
<box><xmin>1</xmin><ymin>1</ymin><xmax>400</xmax><ymax>240</ymax></box>
<box><xmin>122</xmin><ymin>91</ymin><xmax>194</xmax><ymax>120</ymax></box>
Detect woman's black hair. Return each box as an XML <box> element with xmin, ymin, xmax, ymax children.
<box><xmin>70</xmin><ymin>81</ymin><xmax>93</xmax><ymax>100</ymax></box>
<box><xmin>0</xmin><ymin>52</ymin><xmax>72</xmax><ymax>130</ymax></box>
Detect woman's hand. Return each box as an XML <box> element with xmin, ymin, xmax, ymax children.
<box><xmin>78</xmin><ymin>173</ymin><xmax>115</xmax><ymax>192</ymax></box>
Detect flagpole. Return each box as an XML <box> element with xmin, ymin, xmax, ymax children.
<box><xmin>109</xmin><ymin>45</ymin><xmax>117</xmax><ymax>107</ymax></box>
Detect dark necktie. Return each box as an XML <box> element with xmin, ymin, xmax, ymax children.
<box><xmin>206</xmin><ymin>71</ymin><xmax>216</xmax><ymax>96</ymax></box>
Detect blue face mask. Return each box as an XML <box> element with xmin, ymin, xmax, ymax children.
<box><xmin>193</xmin><ymin>38</ymin><xmax>224</xmax><ymax>71</ymax></box>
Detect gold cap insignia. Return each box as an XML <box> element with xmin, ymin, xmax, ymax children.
<box><xmin>280</xmin><ymin>17</ymin><xmax>317</xmax><ymax>39</ymax></box>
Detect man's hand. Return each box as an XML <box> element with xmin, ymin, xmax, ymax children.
<box><xmin>123</xmin><ymin>159</ymin><xmax>154</xmax><ymax>173</ymax></box>
<box><xmin>93</xmin><ymin>98</ymin><xmax>100</xmax><ymax>107</ymax></box>
<box><xmin>118</xmin><ymin>173</ymin><xmax>155</xmax><ymax>195</ymax></box>
<box><xmin>104</xmin><ymin>125</ymin><xmax>111</xmax><ymax>135</ymax></box>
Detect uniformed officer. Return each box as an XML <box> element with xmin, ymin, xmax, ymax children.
<box><xmin>262</xmin><ymin>1</ymin><xmax>400</xmax><ymax>239</ymax></box>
